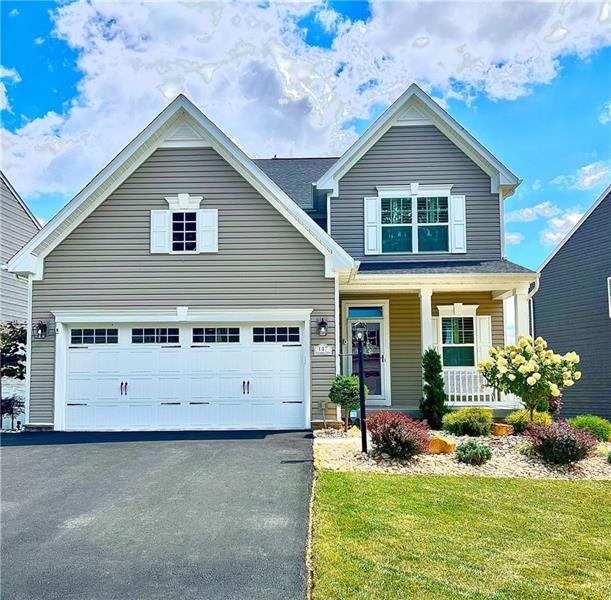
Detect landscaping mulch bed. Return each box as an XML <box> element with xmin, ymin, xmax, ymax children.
<box><xmin>314</xmin><ymin>429</ymin><xmax>611</xmax><ymax>480</ymax></box>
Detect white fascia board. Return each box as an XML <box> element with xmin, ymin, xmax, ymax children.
<box><xmin>538</xmin><ymin>184</ymin><xmax>610</xmax><ymax>272</ymax></box>
<box><xmin>52</xmin><ymin>307</ymin><xmax>314</xmax><ymax>324</ymax></box>
<box><xmin>316</xmin><ymin>83</ymin><xmax>520</xmax><ymax>197</ymax></box>
<box><xmin>8</xmin><ymin>95</ymin><xmax>354</xmax><ymax>279</ymax></box>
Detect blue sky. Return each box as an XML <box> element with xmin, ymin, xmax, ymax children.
<box><xmin>1</xmin><ymin>0</ymin><xmax>610</xmax><ymax>270</ymax></box>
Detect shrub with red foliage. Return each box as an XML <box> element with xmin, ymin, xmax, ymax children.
<box><xmin>367</xmin><ymin>411</ymin><xmax>430</xmax><ymax>460</ymax></box>
<box><xmin>525</xmin><ymin>420</ymin><xmax>597</xmax><ymax>465</ymax></box>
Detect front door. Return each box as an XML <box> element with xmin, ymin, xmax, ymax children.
<box><xmin>346</xmin><ymin>304</ymin><xmax>387</xmax><ymax>403</ymax></box>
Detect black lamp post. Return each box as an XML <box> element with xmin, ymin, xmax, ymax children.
<box><xmin>352</xmin><ymin>321</ymin><xmax>368</xmax><ymax>454</ymax></box>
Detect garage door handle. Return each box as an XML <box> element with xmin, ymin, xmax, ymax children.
<box><xmin>247</xmin><ymin>380</ymin><xmax>250</xmax><ymax>394</ymax></box>
<box><xmin>161</xmin><ymin>402</ymin><xmax>181</xmax><ymax>405</ymax></box>
<box><xmin>67</xmin><ymin>403</ymin><xmax>88</xmax><ymax>406</ymax></box>
<box><xmin>282</xmin><ymin>401</ymin><xmax>302</xmax><ymax>404</ymax></box>
<box><xmin>120</xmin><ymin>381</ymin><xmax>124</xmax><ymax>395</ymax></box>
<box><xmin>125</xmin><ymin>382</ymin><xmax>128</xmax><ymax>395</ymax></box>
<box><xmin>242</xmin><ymin>380</ymin><xmax>246</xmax><ymax>394</ymax></box>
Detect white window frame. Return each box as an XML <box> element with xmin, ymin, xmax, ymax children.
<box><xmin>440</xmin><ymin>316</ymin><xmax>476</xmax><ymax>369</ymax></box>
<box><xmin>341</xmin><ymin>299</ymin><xmax>391</xmax><ymax>406</ymax></box>
<box><xmin>170</xmin><ymin>209</ymin><xmax>199</xmax><ymax>254</ymax></box>
<box><xmin>377</xmin><ymin>186</ymin><xmax>452</xmax><ymax>255</ymax></box>
<box><xmin>608</xmin><ymin>277</ymin><xmax>611</xmax><ymax>318</ymax></box>
<box><xmin>436</xmin><ymin>304</ymin><xmax>479</xmax><ymax>370</ymax></box>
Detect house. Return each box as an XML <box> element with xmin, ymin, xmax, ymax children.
<box><xmin>7</xmin><ymin>84</ymin><xmax>537</xmax><ymax>431</ymax></box>
<box><xmin>534</xmin><ymin>185</ymin><xmax>610</xmax><ymax>419</ymax></box>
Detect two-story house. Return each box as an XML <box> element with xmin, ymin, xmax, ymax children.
<box><xmin>7</xmin><ymin>85</ymin><xmax>537</xmax><ymax>431</ymax></box>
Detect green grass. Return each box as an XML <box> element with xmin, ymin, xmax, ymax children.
<box><xmin>312</xmin><ymin>472</ymin><xmax>611</xmax><ymax>599</ymax></box>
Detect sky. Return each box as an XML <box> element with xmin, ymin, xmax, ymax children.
<box><xmin>1</xmin><ymin>0</ymin><xmax>610</xmax><ymax>270</ymax></box>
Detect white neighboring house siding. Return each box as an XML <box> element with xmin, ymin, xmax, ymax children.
<box><xmin>28</xmin><ymin>146</ymin><xmax>338</xmax><ymax>427</ymax></box>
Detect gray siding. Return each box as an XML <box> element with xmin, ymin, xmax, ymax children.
<box><xmin>1</xmin><ymin>176</ymin><xmax>39</xmax><ymax>322</ymax></box>
<box><xmin>534</xmin><ymin>192</ymin><xmax>611</xmax><ymax>419</ymax></box>
<box><xmin>30</xmin><ymin>147</ymin><xmax>337</xmax><ymax>425</ymax></box>
<box><xmin>330</xmin><ymin>125</ymin><xmax>502</xmax><ymax>262</ymax></box>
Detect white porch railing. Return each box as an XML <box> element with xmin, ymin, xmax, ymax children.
<box><xmin>443</xmin><ymin>369</ymin><xmax>520</xmax><ymax>407</ymax></box>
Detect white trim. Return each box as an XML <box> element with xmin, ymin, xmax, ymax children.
<box><xmin>316</xmin><ymin>83</ymin><xmax>520</xmax><ymax>197</ymax></box>
<box><xmin>164</xmin><ymin>193</ymin><xmax>203</xmax><ymax>210</ymax></box>
<box><xmin>304</xmin><ymin>317</ymin><xmax>312</xmax><ymax>430</ymax></box>
<box><xmin>8</xmin><ymin>96</ymin><xmax>354</xmax><ymax>279</ymax></box>
<box><xmin>0</xmin><ymin>171</ymin><xmax>42</xmax><ymax>232</ymax></box>
<box><xmin>341</xmin><ymin>299</ymin><xmax>391</xmax><ymax>407</ymax></box>
<box><xmin>52</xmin><ymin>307</ymin><xmax>314</xmax><ymax>324</ymax></box>
<box><xmin>24</xmin><ymin>275</ymin><xmax>33</xmax><ymax>425</ymax></box>
<box><xmin>53</xmin><ymin>323</ymin><xmax>68</xmax><ymax>431</ymax></box>
<box><xmin>377</xmin><ymin>185</ymin><xmax>453</xmax><ymax>198</ymax></box>
<box><xmin>608</xmin><ymin>277</ymin><xmax>611</xmax><ymax>319</ymax></box>
<box><xmin>326</xmin><ymin>192</ymin><xmax>332</xmax><ymax>235</ymax></box>
<box><xmin>334</xmin><ymin>273</ymin><xmax>341</xmax><ymax>422</ymax></box>
<box><xmin>538</xmin><ymin>184</ymin><xmax>610</xmax><ymax>272</ymax></box>
<box><xmin>436</xmin><ymin>303</ymin><xmax>479</xmax><ymax>317</ymax></box>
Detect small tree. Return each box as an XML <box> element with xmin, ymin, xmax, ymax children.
<box><xmin>1</xmin><ymin>395</ymin><xmax>25</xmax><ymax>430</ymax></box>
<box><xmin>1</xmin><ymin>321</ymin><xmax>27</xmax><ymax>380</ymax></box>
<box><xmin>478</xmin><ymin>335</ymin><xmax>581</xmax><ymax>421</ymax></box>
<box><xmin>328</xmin><ymin>375</ymin><xmax>367</xmax><ymax>431</ymax></box>
<box><xmin>420</xmin><ymin>348</ymin><xmax>448</xmax><ymax>429</ymax></box>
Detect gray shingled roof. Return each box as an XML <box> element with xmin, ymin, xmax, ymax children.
<box><xmin>254</xmin><ymin>158</ymin><xmax>338</xmax><ymax>209</ymax></box>
<box><xmin>358</xmin><ymin>260</ymin><xmax>535</xmax><ymax>275</ymax></box>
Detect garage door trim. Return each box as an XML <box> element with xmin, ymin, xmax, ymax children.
<box><xmin>52</xmin><ymin>307</ymin><xmax>313</xmax><ymax>431</ymax></box>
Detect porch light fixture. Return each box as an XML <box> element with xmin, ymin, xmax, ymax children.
<box><xmin>34</xmin><ymin>321</ymin><xmax>48</xmax><ymax>339</ymax></box>
<box><xmin>352</xmin><ymin>321</ymin><xmax>368</xmax><ymax>454</ymax></box>
<box><xmin>317</xmin><ymin>318</ymin><xmax>328</xmax><ymax>337</ymax></box>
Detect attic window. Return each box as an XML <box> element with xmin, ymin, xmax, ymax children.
<box><xmin>172</xmin><ymin>211</ymin><xmax>197</xmax><ymax>252</ymax></box>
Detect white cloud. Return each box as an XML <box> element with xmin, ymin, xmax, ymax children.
<box><xmin>551</xmin><ymin>161</ymin><xmax>610</xmax><ymax>190</ymax></box>
<box><xmin>36</xmin><ymin>217</ymin><xmax>47</xmax><ymax>227</ymax></box>
<box><xmin>1</xmin><ymin>0</ymin><xmax>611</xmax><ymax>198</ymax></box>
<box><xmin>539</xmin><ymin>207</ymin><xmax>584</xmax><ymax>246</ymax></box>
<box><xmin>34</xmin><ymin>37</ymin><xmax>45</xmax><ymax>46</ymax></box>
<box><xmin>505</xmin><ymin>201</ymin><xmax>560</xmax><ymax>223</ymax></box>
<box><xmin>0</xmin><ymin>67</ymin><xmax>21</xmax><ymax>111</ymax></box>
<box><xmin>598</xmin><ymin>100</ymin><xmax>611</xmax><ymax>124</ymax></box>
<box><xmin>532</xmin><ymin>179</ymin><xmax>542</xmax><ymax>191</ymax></box>
<box><xmin>504</xmin><ymin>232</ymin><xmax>524</xmax><ymax>245</ymax></box>
<box><xmin>8</xmin><ymin>8</ymin><xmax>18</xmax><ymax>17</ymax></box>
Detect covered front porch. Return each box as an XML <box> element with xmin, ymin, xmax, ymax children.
<box><xmin>338</xmin><ymin>268</ymin><xmax>537</xmax><ymax>414</ymax></box>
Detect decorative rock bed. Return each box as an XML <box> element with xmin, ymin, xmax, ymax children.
<box><xmin>313</xmin><ymin>429</ymin><xmax>611</xmax><ymax>480</ymax></box>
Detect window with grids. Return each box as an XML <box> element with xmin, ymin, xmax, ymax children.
<box><xmin>172</xmin><ymin>211</ymin><xmax>197</xmax><ymax>252</ymax></box>
<box><xmin>441</xmin><ymin>317</ymin><xmax>475</xmax><ymax>366</ymax></box>
<box><xmin>131</xmin><ymin>328</ymin><xmax>180</xmax><ymax>344</ymax></box>
<box><xmin>417</xmin><ymin>196</ymin><xmax>449</xmax><ymax>252</ymax></box>
<box><xmin>381</xmin><ymin>197</ymin><xmax>412</xmax><ymax>253</ymax></box>
<box><xmin>193</xmin><ymin>327</ymin><xmax>240</xmax><ymax>344</ymax></box>
<box><xmin>253</xmin><ymin>327</ymin><xmax>300</xmax><ymax>343</ymax></box>
<box><xmin>71</xmin><ymin>328</ymin><xmax>118</xmax><ymax>345</ymax></box>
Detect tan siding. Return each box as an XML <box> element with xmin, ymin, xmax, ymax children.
<box><xmin>341</xmin><ymin>292</ymin><xmax>504</xmax><ymax>411</ymax></box>
<box><xmin>1</xmin><ymin>177</ymin><xmax>39</xmax><ymax>322</ymax></box>
<box><xmin>30</xmin><ymin>147</ymin><xmax>337</xmax><ymax>425</ymax></box>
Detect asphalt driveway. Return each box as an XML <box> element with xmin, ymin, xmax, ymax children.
<box><xmin>1</xmin><ymin>430</ymin><xmax>313</xmax><ymax>600</ymax></box>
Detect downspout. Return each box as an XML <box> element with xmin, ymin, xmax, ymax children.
<box><xmin>527</xmin><ymin>277</ymin><xmax>540</xmax><ymax>337</ymax></box>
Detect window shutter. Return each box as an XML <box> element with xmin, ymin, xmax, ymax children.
<box><xmin>150</xmin><ymin>210</ymin><xmax>170</xmax><ymax>253</ymax></box>
<box><xmin>363</xmin><ymin>197</ymin><xmax>381</xmax><ymax>255</ymax></box>
<box><xmin>450</xmin><ymin>195</ymin><xmax>467</xmax><ymax>253</ymax></box>
<box><xmin>476</xmin><ymin>316</ymin><xmax>492</xmax><ymax>363</ymax></box>
<box><xmin>197</xmin><ymin>208</ymin><xmax>218</xmax><ymax>253</ymax></box>
<box><xmin>431</xmin><ymin>317</ymin><xmax>441</xmax><ymax>356</ymax></box>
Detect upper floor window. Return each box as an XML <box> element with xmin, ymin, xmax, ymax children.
<box><xmin>172</xmin><ymin>211</ymin><xmax>197</xmax><ymax>252</ymax></box>
<box><xmin>364</xmin><ymin>190</ymin><xmax>465</xmax><ymax>256</ymax></box>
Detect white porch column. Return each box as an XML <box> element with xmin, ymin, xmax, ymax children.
<box><xmin>513</xmin><ymin>286</ymin><xmax>530</xmax><ymax>342</ymax></box>
<box><xmin>419</xmin><ymin>287</ymin><xmax>433</xmax><ymax>352</ymax></box>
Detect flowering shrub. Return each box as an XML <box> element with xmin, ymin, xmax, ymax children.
<box><xmin>506</xmin><ymin>409</ymin><xmax>552</xmax><ymax>434</ymax></box>
<box><xmin>367</xmin><ymin>412</ymin><xmax>430</xmax><ymax>460</ymax></box>
<box><xmin>525</xmin><ymin>421</ymin><xmax>597</xmax><ymax>465</ymax></box>
<box><xmin>478</xmin><ymin>335</ymin><xmax>581</xmax><ymax>420</ymax></box>
<box><xmin>568</xmin><ymin>414</ymin><xmax>611</xmax><ymax>442</ymax></box>
<box><xmin>442</xmin><ymin>407</ymin><xmax>493</xmax><ymax>436</ymax></box>
<box><xmin>455</xmin><ymin>439</ymin><xmax>492</xmax><ymax>465</ymax></box>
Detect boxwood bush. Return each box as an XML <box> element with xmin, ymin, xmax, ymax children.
<box><xmin>442</xmin><ymin>407</ymin><xmax>493</xmax><ymax>437</ymax></box>
<box><xmin>456</xmin><ymin>439</ymin><xmax>492</xmax><ymax>466</ymax></box>
<box><xmin>567</xmin><ymin>414</ymin><xmax>611</xmax><ymax>442</ymax></box>
<box><xmin>506</xmin><ymin>409</ymin><xmax>552</xmax><ymax>434</ymax></box>
<box><xmin>525</xmin><ymin>421</ymin><xmax>597</xmax><ymax>465</ymax></box>
<box><xmin>367</xmin><ymin>411</ymin><xmax>430</xmax><ymax>461</ymax></box>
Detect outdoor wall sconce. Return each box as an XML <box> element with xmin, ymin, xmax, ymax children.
<box><xmin>33</xmin><ymin>321</ymin><xmax>48</xmax><ymax>339</ymax></box>
<box><xmin>317</xmin><ymin>317</ymin><xmax>328</xmax><ymax>337</ymax></box>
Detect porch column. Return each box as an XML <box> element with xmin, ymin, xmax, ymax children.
<box><xmin>419</xmin><ymin>287</ymin><xmax>433</xmax><ymax>353</ymax></box>
<box><xmin>513</xmin><ymin>287</ymin><xmax>530</xmax><ymax>342</ymax></box>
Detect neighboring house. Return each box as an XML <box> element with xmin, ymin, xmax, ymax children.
<box><xmin>534</xmin><ymin>186</ymin><xmax>611</xmax><ymax>419</ymax></box>
<box><xmin>1</xmin><ymin>171</ymin><xmax>41</xmax><ymax>428</ymax></box>
<box><xmin>8</xmin><ymin>84</ymin><xmax>537</xmax><ymax>431</ymax></box>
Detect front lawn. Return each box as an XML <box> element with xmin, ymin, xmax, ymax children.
<box><xmin>312</xmin><ymin>472</ymin><xmax>611</xmax><ymax>599</ymax></box>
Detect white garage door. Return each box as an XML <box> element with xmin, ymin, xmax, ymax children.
<box><xmin>64</xmin><ymin>323</ymin><xmax>306</xmax><ymax>431</ymax></box>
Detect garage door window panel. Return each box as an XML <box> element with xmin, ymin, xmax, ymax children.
<box><xmin>253</xmin><ymin>327</ymin><xmax>300</xmax><ymax>343</ymax></box>
<box><xmin>132</xmin><ymin>328</ymin><xmax>180</xmax><ymax>344</ymax></box>
<box><xmin>71</xmin><ymin>328</ymin><xmax>118</xmax><ymax>345</ymax></box>
<box><xmin>193</xmin><ymin>327</ymin><xmax>240</xmax><ymax>344</ymax></box>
